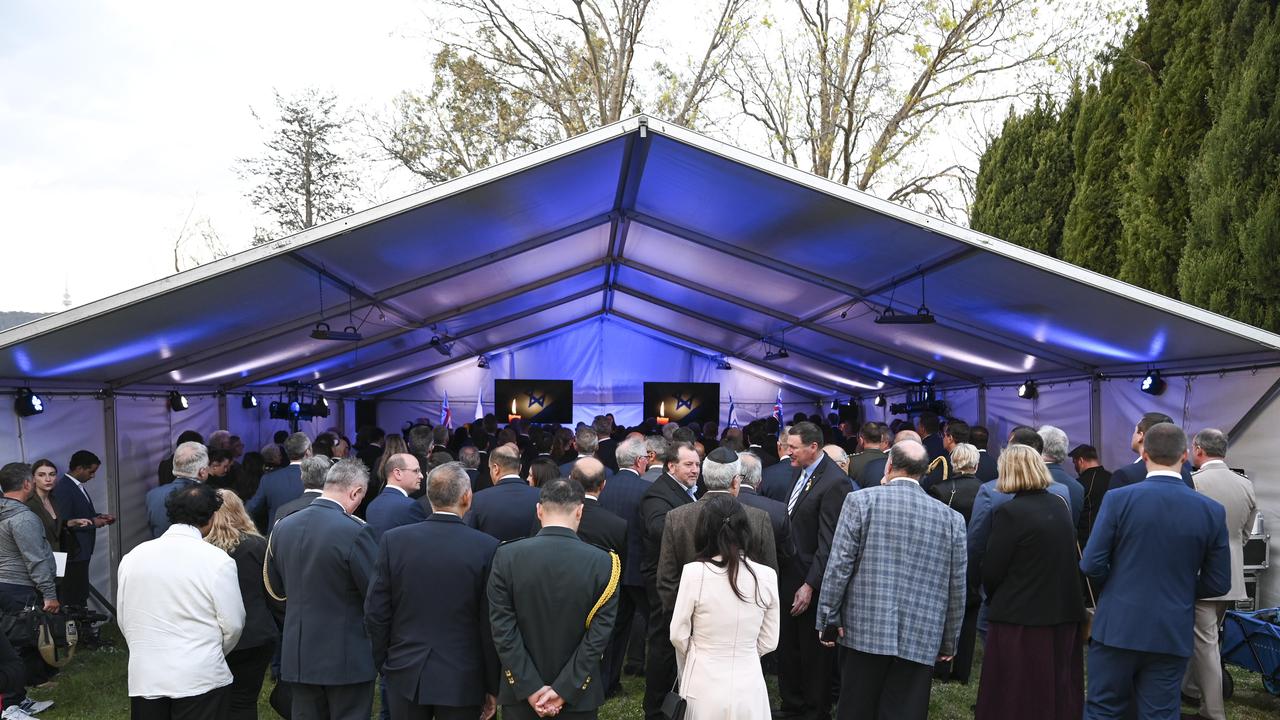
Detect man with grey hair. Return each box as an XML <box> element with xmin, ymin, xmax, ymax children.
<box><xmin>458</xmin><ymin>445</ymin><xmax>490</xmax><ymax>494</ymax></box>
<box><xmin>267</xmin><ymin>459</ymin><xmax>378</xmax><ymax>719</ymax></box>
<box><xmin>656</xmin><ymin>448</ymin><xmax>778</xmax><ymax>611</ymax></box>
<box><xmin>817</xmin><ymin>440</ymin><xmax>967</xmax><ymax>719</ymax></box>
<box><xmin>468</xmin><ymin>444</ymin><xmax>539</xmax><ymax>542</ymax></box>
<box><xmin>1182</xmin><ymin>428</ymin><xmax>1257</xmax><ymax>720</ymax></box>
<box><xmin>737</xmin><ymin>451</ymin><xmax>795</xmax><ymax>582</ymax></box>
<box><xmin>206</xmin><ymin>429</ymin><xmax>234</xmax><ymax>453</ymax></box>
<box><xmin>559</xmin><ymin>427</ymin><xmax>614</xmax><ymax>480</ymax></box>
<box><xmin>1039</xmin><ymin>425</ymin><xmax>1083</xmax><ymax>527</ymax></box>
<box><xmin>146</xmin><ymin>441</ymin><xmax>208</xmax><ymax>538</ymax></box>
<box><xmin>365</xmin><ymin>462</ymin><xmax>499</xmax><ymax>720</ymax></box>
<box><xmin>641</xmin><ymin>436</ymin><xmax>667</xmax><ymax>482</ymax></box>
<box><xmin>597</xmin><ymin>435</ymin><xmax>652</xmax><ymax>684</ymax></box>
<box><xmin>758</xmin><ymin>425</ymin><xmax>797</xmax><ymax>502</ymax></box>
<box><xmin>248</xmin><ymin>431</ymin><xmax>312</xmax><ymax>531</ymax></box>
<box><xmin>274</xmin><ymin>455</ymin><xmax>335</xmax><ymax>528</ymax></box>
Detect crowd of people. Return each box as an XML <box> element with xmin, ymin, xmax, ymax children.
<box><xmin>1</xmin><ymin>405</ymin><xmax>1258</xmax><ymax>720</ymax></box>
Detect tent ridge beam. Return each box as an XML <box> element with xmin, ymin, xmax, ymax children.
<box><xmin>364</xmin><ymin>311</ymin><xmax>606</xmax><ymax>396</ymax></box>
<box><xmin>283</xmin><ymin>251</ymin><xmax>424</xmax><ymax>327</ymax></box>
<box><xmin>857</xmin><ymin>246</ymin><xmax>982</xmax><ymax>301</ymax></box>
<box><xmin>311</xmin><ymin>283</ymin><xmax>606</xmax><ymax>388</ymax></box>
<box><xmin>604</xmin><ymin>122</ymin><xmax>651</xmax><ymax>313</ymax></box>
<box><xmin>612</xmin><ymin>285</ymin><xmax>899</xmax><ymax>390</ymax></box>
<box><xmin>626</xmin><ymin>212</ymin><xmax>1093</xmax><ymax>373</ymax></box>
<box><xmin>107</xmin><ymin>213</ymin><xmax>615</xmax><ymax>389</ymax></box>
<box><xmin>225</xmin><ymin>261</ymin><xmax>609</xmax><ymax>390</ymax></box>
<box><xmin>617</xmin><ymin>258</ymin><xmax>984</xmax><ymax>384</ymax></box>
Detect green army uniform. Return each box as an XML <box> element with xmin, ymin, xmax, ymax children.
<box><xmin>487</xmin><ymin>526</ymin><xmax>620</xmax><ymax>720</ymax></box>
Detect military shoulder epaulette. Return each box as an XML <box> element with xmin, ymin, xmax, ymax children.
<box><xmin>347</xmin><ymin>512</ymin><xmax>366</xmax><ymax>524</ymax></box>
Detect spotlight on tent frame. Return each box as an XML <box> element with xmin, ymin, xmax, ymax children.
<box><xmin>314</xmin><ymin>397</ymin><xmax>330</xmax><ymax>418</ymax></box>
<box><xmin>310</xmin><ymin>322</ymin><xmax>363</xmax><ymax>342</ymax></box>
<box><xmin>242</xmin><ymin>392</ymin><xmax>258</xmax><ymax>409</ymax></box>
<box><xmin>476</xmin><ymin>355</ymin><xmax>490</xmax><ymax>369</ymax></box>
<box><xmin>873</xmin><ymin>394</ymin><xmax>886</xmax><ymax>407</ymax></box>
<box><xmin>14</xmin><ymin>389</ymin><xmax>44</xmax><ymax>417</ymax></box>
<box><xmin>429</xmin><ymin>335</ymin><xmax>454</xmax><ymax>357</ymax></box>
<box><xmin>1017</xmin><ymin>380</ymin><xmax>1038</xmax><ymax>400</ymax></box>
<box><xmin>715</xmin><ymin>357</ymin><xmax>732</xmax><ymax>370</ymax></box>
<box><xmin>168</xmin><ymin>391</ymin><xmax>190</xmax><ymax>412</ymax></box>
<box><xmin>763</xmin><ymin>346</ymin><xmax>789</xmax><ymax>361</ymax></box>
<box><xmin>1140</xmin><ymin>370</ymin><xmax>1167</xmax><ymax>396</ymax></box>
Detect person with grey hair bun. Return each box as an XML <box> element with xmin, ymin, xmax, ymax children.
<box><xmin>365</xmin><ymin>462</ymin><xmax>499</xmax><ymax>720</ymax></box>
<box><xmin>266</xmin><ymin>458</ymin><xmax>378</xmax><ymax>719</ymax></box>
<box><xmin>146</xmin><ymin>441</ymin><xmax>209</xmax><ymax>538</ymax></box>
<box><xmin>1038</xmin><ymin>426</ymin><xmax>1084</xmax><ymax>529</ymax></box>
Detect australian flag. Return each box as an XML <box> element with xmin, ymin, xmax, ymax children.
<box><xmin>440</xmin><ymin>391</ymin><xmax>452</xmax><ymax>429</ymax></box>
<box><xmin>772</xmin><ymin>389</ymin><xmax>783</xmax><ymax>433</ymax></box>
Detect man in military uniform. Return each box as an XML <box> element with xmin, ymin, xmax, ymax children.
<box><xmin>266</xmin><ymin>458</ymin><xmax>378</xmax><ymax>720</ymax></box>
<box><xmin>488</xmin><ymin>478</ymin><xmax>620</xmax><ymax>720</ymax></box>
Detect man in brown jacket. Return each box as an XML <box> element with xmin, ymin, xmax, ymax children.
<box><xmin>656</xmin><ymin>447</ymin><xmax>778</xmax><ymax>612</ymax></box>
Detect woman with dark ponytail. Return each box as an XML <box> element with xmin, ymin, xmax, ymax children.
<box><xmin>670</xmin><ymin>494</ymin><xmax>780</xmax><ymax>719</ymax></box>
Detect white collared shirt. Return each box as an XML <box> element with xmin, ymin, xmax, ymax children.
<box><xmin>64</xmin><ymin>473</ymin><xmax>91</xmax><ymax>503</ymax></box>
<box><xmin>1146</xmin><ymin>470</ymin><xmax>1183</xmax><ymax>480</ymax></box>
<box><xmin>117</xmin><ymin>524</ymin><xmax>245</xmax><ymax>699</ymax></box>
<box><xmin>388</xmin><ymin>484</ymin><xmax>410</xmax><ymax>497</ymax></box>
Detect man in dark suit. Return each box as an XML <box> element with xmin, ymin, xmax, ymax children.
<box><xmin>488</xmin><ymin>479</ymin><xmax>619</xmax><ymax>720</ymax></box>
<box><xmin>273</xmin><ymin>456</ymin><xmax>331</xmax><ymax>528</ymax></box>
<box><xmin>916</xmin><ymin>411</ymin><xmax>945</xmax><ymax>463</ymax></box>
<box><xmin>365</xmin><ymin>462</ymin><xmax>499</xmax><ymax>720</ymax></box>
<box><xmin>845</xmin><ymin>422</ymin><xmax>887</xmax><ymax>487</ymax></box>
<box><xmin>52</xmin><ymin>449</ymin><xmax>115</xmax><ymax>609</ymax></box>
<box><xmin>777</xmin><ymin>421</ymin><xmax>854</xmax><ymax>720</ymax></box>
<box><xmin>1081</xmin><ymin>423</ymin><xmax>1230</xmax><ymax>719</ymax></box>
<box><xmin>266</xmin><ymin>459</ymin><xmax>379</xmax><ymax>718</ymax></box>
<box><xmin>594</xmin><ymin>417</ymin><xmax>620</xmax><ymax>473</ymax></box>
<box><xmin>459</xmin><ymin>446</ymin><xmax>491</xmax><ymax>494</ymax></box>
<box><xmin>366</xmin><ymin>453</ymin><xmax>428</xmax><ymax>540</ymax></box>
<box><xmin>559</xmin><ymin>428</ymin><xmax>615</xmax><ymax>481</ymax></box>
<box><xmin>1069</xmin><ymin>444</ymin><xmax>1112</xmax><ymax>545</ymax></box>
<box><xmin>759</xmin><ymin>429</ymin><xmax>797</xmax><ymax>502</ymax></box>
<box><xmin>640</xmin><ymin>443</ymin><xmax>699</xmax><ymax>720</ymax></box>
<box><xmin>468</xmin><ymin>444</ymin><xmax>539</xmax><ymax>542</ymax></box>
<box><xmin>656</xmin><ymin>447</ymin><xmax>778</xmax><ymax>611</ymax></box>
<box><xmin>1038</xmin><ymin>425</ymin><xmax>1084</xmax><ymax>527</ymax></box>
<box><xmin>247</xmin><ymin>432</ymin><xmax>312</xmax><ymax>531</ymax></box>
<box><xmin>1107</xmin><ymin>412</ymin><xmax>1196</xmax><ymax>492</ymax></box>
<box><xmin>737</xmin><ymin>451</ymin><xmax>795</xmax><ymax>576</ymax></box>
<box><xmin>969</xmin><ymin>425</ymin><xmax>999</xmax><ymax>482</ymax></box>
<box><xmin>356</xmin><ymin>426</ymin><xmax>385</xmax><ymax>474</ymax></box>
<box><xmin>924</xmin><ymin>420</ymin><xmax>971</xmax><ymax>489</ymax></box>
<box><xmin>596</xmin><ymin>436</ymin><xmax>653</xmax><ymax>682</ymax></box>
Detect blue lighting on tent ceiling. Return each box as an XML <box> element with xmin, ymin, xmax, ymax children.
<box><xmin>988</xmin><ymin>312</ymin><xmax>1169</xmax><ymax>363</ymax></box>
<box><xmin>10</xmin><ymin>328</ymin><xmax>207</xmax><ymax>377</ymax></box>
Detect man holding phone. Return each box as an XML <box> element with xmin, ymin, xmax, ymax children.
<box><xmin>52</xmin><ymin>450</ymin><xmax>116</xmax><ymax>611</ymax></box>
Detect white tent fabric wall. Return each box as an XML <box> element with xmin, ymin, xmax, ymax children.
<box><xmin>1218</xmin><ymin>388</ymin><xmax>1280</xmax><ymax>608</ymax></box>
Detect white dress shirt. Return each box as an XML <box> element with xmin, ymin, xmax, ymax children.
<box><xmin>117</xmin><ymin>524</ymin><xmax>245</xmax><ymax>698</ymax></box>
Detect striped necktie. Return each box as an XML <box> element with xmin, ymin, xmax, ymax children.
<box><xmin>787</xmin><ymin>469</ymin><xmax>810</xmax><ymax>513</ymax></box>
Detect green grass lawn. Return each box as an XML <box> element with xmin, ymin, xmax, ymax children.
<box><xmin>29</xmin><ymin>625</ymin><xmax>1280</xmax><ymax>719</ymax></box>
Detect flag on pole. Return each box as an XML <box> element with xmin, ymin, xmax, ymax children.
<box><xmin>474</xmin><ymin>386</ymin><xmax>485</xmax><ymax>422</ymax></box>
<box><xmin>440</xmin><ymin>391</ymin><xmax>452</xmax><ymax>429</ymax></box>
<box><xmin>772</xmin><ymin>389</ymin><xmax>784</xmax><ymax>434</ymax></box>
<box><xmin>727</xmin><ymin>393</ymin><xmax>740</xmax><ymax>428</ymax></box>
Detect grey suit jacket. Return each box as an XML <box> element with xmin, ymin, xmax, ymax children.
<box><xmin>656</xmin><ymin>491</ymin><xmax>777</xmax><ymax>612</ymax></box>
<box><xmin>1192</xmin><ymin>461</ymin><xmax>1258</xmax><ymax>600</ymax></box>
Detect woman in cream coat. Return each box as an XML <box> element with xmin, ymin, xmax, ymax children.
<box><xmin>671</xmin><ymin>495</ymin><xmax>780</xmax><ymax>720</ymax></box>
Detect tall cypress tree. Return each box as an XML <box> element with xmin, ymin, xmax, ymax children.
<box><xmin>970</xmin><ymin>92</ymin><xmax>1080</xmax><ymax>256</ymax></box>
<box><xmin>1180</xmin><ymin>3</ymin><xmax>1280</xmax><ymax>330</ymax></box>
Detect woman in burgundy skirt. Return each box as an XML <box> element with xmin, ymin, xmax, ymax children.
<box><xmin>975</xmin><ymin>444</ymin><xmax>1086</xmax><ymax>719</ymax></box>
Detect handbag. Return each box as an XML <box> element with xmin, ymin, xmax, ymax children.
<box><xmin>0</xmin><ymin>605</ymin><xmax>41</xmax><ymax>649</ymax></box>
<box><xmin>1054</xmin><ymin>494</ymin><xmax>1096</xmax><ymax>642</ymax></box>
<box><xmin>661</xmin><ymin>685</ymin><xmax>687</xmax><ymax>720</ymax></box>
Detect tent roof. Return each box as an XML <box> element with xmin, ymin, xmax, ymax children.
<box><xmin>4</xmin><ymin>115</ymin><xmax>1279</xmax><ymax>399</ymax></box>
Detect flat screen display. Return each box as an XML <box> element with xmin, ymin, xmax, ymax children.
<box><xmin>494</xmin><ymin>379</ymin><xmax>573</xmax><ymax>424</ymax></box>
<box><xmin>643</xmin><ymin>382</ymin><xmax>721</xmax><ymax>426</ymax></box>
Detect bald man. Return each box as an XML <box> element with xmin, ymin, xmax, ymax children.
<box><xmin>365</xmin><ymin>453</ymin><xmax>427</xmax><ymax>540</ymax></box>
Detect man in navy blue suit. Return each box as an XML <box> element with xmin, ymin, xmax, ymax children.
<box><xmin>365</xmin><ymin>462</ymin><xmax>499</xmax><ymax>720</ymax></box>
<box><xmin>52</xmin><ymin>449</ymin><xmax>115</xmax><ymax>609</ymax></box>
<box><xmin>468</xmin><ymin>444</ymin><xmax>539</xmax><ymax>542</ymax></box>
<box><xmin>365</xmin><ymin>454</ymin><xmax>427</xmax><ymax>540</ymax></box>
<box><xmin>1107</xmin><ymin>412</ymin><xmax>1195</xmax><ymax>492</ymax></box>
<box><xmin>1081</xmin><ymin>423</ymin><xmax>1230</xmax><ymax>719</ymax></box>
<box><xmin>247</xmin><ymin>432</ymin><xmax>311</xmax><ymax>531</ymax></box>
<box><xmin>595</xmin><ymin>436</ymin><xmax>651</xmax><ymax>685</ymax></box>
<box><xmin>558</xmin><ymin>427</ymin><xmax>614</xmax><ymax>481</ymax></box>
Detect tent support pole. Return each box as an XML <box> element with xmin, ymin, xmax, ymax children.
<box><xmin>217</xmin><ymin>392</ymin><xmax>228</xmax><ymax>430</ymax></box>
<box><xmin>337</xmin><ymin>399</ymin><xmax>347</xmax><ymax>438</ymax></box>
<box><xmin>1090</xmin><ymin>375</ymin><xmax>1103</xmax><ymax>454</ymax></box>
<box><xmin>977</xmin><ymin>385</ymin><xmax>988</xmax><ymax>427</ymax></box>
<box><xmin>1227</xmin><ymin>374</ymin><xmax>1280</xmax><ymax>441</ymax></box>
<box><xmin>102</xmin><ymin>393</ymin><xmax>122</xmax><ymax>606</ymax></box>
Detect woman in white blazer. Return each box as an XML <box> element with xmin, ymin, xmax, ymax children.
<box><xmin>670</xmin><ymin>495</ymin><xmax>780</xmax><ymax>720</ymax></box>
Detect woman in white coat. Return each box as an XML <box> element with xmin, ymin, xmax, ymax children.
<box><xmin>670</xmin><ymin>495</ymin><xmax>780</xmax><ymax>720</ymax></box>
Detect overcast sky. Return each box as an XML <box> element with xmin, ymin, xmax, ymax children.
<box><xmin>1</xmin><ymin>0</ymin><xmax>1123</xmax><ymax>314</ymax></box>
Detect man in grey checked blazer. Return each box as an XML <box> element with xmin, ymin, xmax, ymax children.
<box><xmin>816</xmin><ymin>440</ymin><xmax>967</xmax><ymax>720</ymax></box>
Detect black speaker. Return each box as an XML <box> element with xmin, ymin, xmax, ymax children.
<box><xmin>354</xmin><ymin>400</ymin><xmax>378</xmax><ymax>430</ymax></box>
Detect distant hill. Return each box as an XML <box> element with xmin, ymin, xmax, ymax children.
<box><xmin>0</xmin><ymin>311</ymin><xmax>50</xmax><ymax>332</ymax></box>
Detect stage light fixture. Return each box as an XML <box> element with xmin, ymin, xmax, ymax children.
<box><xmin>429</xmin><ymin>335</ymin><xmax>454</xmax><ymax>357</ymax></box>
<box><xmin>14</xmin><ymin>389</ymin><xmax>44</xmax><ymax>417</ymax></box>
<box><xmin>168</xmin><ymin>391</ymin><xmax>189</xmax><ymax>412</ymax></box>
<box><xmin>873</xmin><ymin>394</ymin><xmax>886</xmax><ymax>407</ymax></box>
<box><xmin>874</xmin><ymin>305</ymin><xmax>937</xmax><ymax>325</ymax></box>
<box><xmin>1140</xmin><ymin>370</ymin><xmax>1167</xmax><ymax>396</ymax></box>
<box><xmin>715</xmin><ymin>357</ymin><xmax>732</xmax><ymax>370</ymax></box>
<box><xmin>477</xmin><ymin>355</ymin><xmax>490</xmax><ymax>369</ymax></box>
<box><xmin>314</xmin><ymin>397</ymin><xmax>330</xmax><ymax>418</ymax></box>
<box><xmin>763</xmin><ymin>347</ymin><xmax>789</xmax><ymax>361</ymax></box>
<box><xmin>1017</xmin><ymin>380</ymin><xmax>1038</xmax><ymax>400</ymax></box>
<box><xmin>242</xmin><ymin>392</ymin><xmax>258</xmax><ymax>409</ymax></box>
<box><xmin>831</xmin><ymin>399</ymin><xmax>840</xmax><ymax>410</ymax></box>
<box><xmin>310</xmin><ymin>322</ymin><xmax>363</xmax><ymax>342</ymax></box>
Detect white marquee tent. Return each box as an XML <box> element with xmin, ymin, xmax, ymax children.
<box><xmin>2</xmin><ymin>116</ymin><xmax>1277</xmax><ymax>608</ymax></box>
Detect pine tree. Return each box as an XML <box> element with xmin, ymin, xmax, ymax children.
<box><xmin>1179</xmin><ymin>3</ymin><xmax>1280</xmax><ymax>330</ymax></box>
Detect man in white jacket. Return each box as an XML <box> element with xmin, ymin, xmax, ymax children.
<box><xmin>119</xmin><ymin>483</ymin><xmax>244</xmax><ymax>719</ymax></box>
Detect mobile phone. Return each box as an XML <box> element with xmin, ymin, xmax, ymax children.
<box><xmin>820</xmin><ymin>625</ymin><xmax>840</xmax><ymax>643</ymax></box>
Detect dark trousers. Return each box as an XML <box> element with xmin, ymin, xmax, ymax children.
<box><xmin>1085</xmin><ymin>641</ymin><xmax>1188</xmax><ymax>720</ymax></box>
<box><xmin>61</xmin><ymin>560</ymin><xmax>90</xmax><ymax>607</ymax></box>
<box><xmin>385</xmin><ymin>690</ymin><xmax>478</xmax><ymax>720</ymax></box>
<box><xmin>642</xmin><ymin>580</ymin><xmax>675</xmax><ymax>720</ymax></box>
<box><xmin>131</xmin><ymin>685</ymin><xmax>230</xmax><ymax>720</ymax></box>
<box><xmin>836</xmin><ymin>646</ymin><xmax>933</xmax><ymax>720</ymax></box>
<box><xmin>934</xmin><ymin>601</ymin><xmax>979</xmax><ymax>683</ymax></box>
<box><xmin>501</xmin><ymin>705</ymin><xmax>596</xmax><ymax>720</ymax></box>
<box><xmin>777</xmin><ymin>585</ymin><xmax>835</xmax><ymax>719</ymax></box>
<box><xmin>290</xmin><ymin>680</ymin><xmax>375</xmax><ymax>720</ymax></box>
<box><xmin>0</xmin><ymin>582</ymin><xmax>49</xmax><ymax>694</ymax></box>
<box><xmin>624</xmin><ymin>585</ymin><xmax>649</xmax><ymax>671</ymax></box>
<box><xmin>604</xmin><ymin>584</ymin><xmax>645</xmax><ymax>691</ymax></box>
<box><xmin>224</xmin><ymin>642</ymin><xmax>274</xmax><ymax>720</ymax></box>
